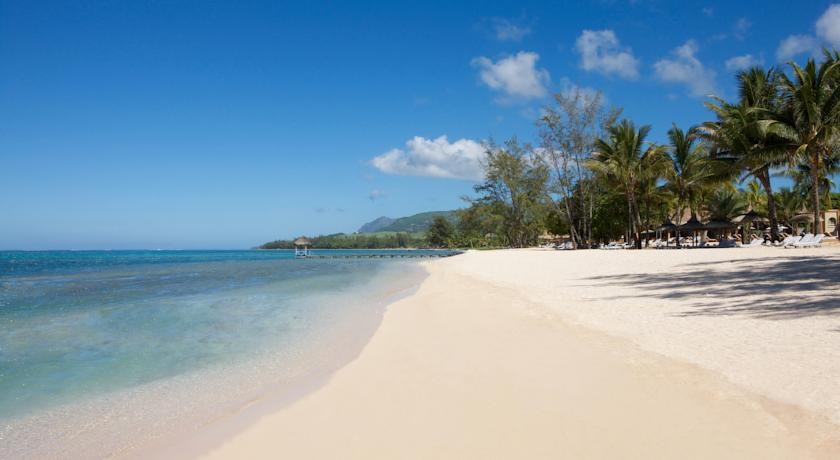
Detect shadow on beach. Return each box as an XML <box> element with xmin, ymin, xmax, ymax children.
<box><xmin>584</xmin><ymin>254</ymin><xmax>840</xmax><ymax>321</ymax></box>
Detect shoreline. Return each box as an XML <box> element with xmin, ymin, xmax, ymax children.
<box><xmin>183</xmin><ymin>248</ymin><xmax>840</xmax><ymax>459</ymax></box>
<box><xmin>139</xmin><ymin>265</ymin><xmax>428</xmax><ymax>460</ymax></box>
<box><xmin>0</xmin><ymin>260</ymin><xmax>428</xmax><ymax>460</ymax></box>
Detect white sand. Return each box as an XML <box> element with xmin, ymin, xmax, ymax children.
<box><xmin>164</xmin><ymin>247</ymin><xmax>840</xmax><ymax>459</ymax></box>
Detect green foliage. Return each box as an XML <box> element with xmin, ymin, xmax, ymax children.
<box><xmin>260</xmin><ymin>232</ymin><xmax>426</xmax><ymax>249</ymax></box>
<box><xmin>426</xmin><ymin>216</ymin><xmax>455</xmax><ymax>248</ymax></box>
<box><xmin>589</xmin><ymin>119</ymin><xmax>668</xmax><ymax>248</ymax></box>
<box><xmin>705</xmin><ymin>190</ymin><xmax>748</xmax><ymax>222</ymax></box>
<box><xmin>471</xmin><ymin>138</ymin><xmax>551</xmax><ymax>248</ymax></box>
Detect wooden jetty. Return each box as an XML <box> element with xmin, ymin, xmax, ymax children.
<box><xmin>304</xmin><ymin>252</ymin><xmax>461</xmax><ymax>260</ymax></box>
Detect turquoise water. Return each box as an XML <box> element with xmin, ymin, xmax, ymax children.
<box><xmin>0</xmin><ymin>250</ymin><xmax>441</xmax><ymax>422</ymax></box>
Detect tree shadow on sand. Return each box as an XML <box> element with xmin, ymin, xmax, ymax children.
<box><xmin>584</xmin><ymin>254</ymin><xmax>840</xmax><ymax>321</ymax></box>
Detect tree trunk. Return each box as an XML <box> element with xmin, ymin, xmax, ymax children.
<box><xmin>675</xmin><ymin>202</ymin><xmax>684</xmax><ymax>249</ymax></box>
<box><xmin>628</xmin><ymin>191</ymin><xmax>642</xmax><ymax>249</ymax></box>
<box><xmin>811</xmin><ymin>150</ymin><xmax>822</xmax><ymax>235</ymax></box>
<box><xmin>755</xmin><ymin>168</ymin><xmax>780</xmax><ymax>241</ymax></box>
<box><xmin>560</xmin><ymin>199</ymin><xmax>580</xmax><ymax>248</ymax></box>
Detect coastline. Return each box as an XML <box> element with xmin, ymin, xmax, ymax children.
<box><xmin>181</xmin><ymin>248</ymin><xmax>840</xmax><ymax>459</ymax></box>
<box><xmin>0</xmin><ymin>259</ymin><xmax>428</xmax><ymax>460</ymax></box>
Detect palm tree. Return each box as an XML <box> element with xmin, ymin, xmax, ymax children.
<box><xmin>744</xmin><ymin>180</ymin><xmax>765</xmax><ymax>212</ymax></box>
<box><xmin>774</xmin><ymin>54</ymin><xmax>840</xmax><ymax>234</ymax></box>
<box><xmin>787</xmin><ymin>150</ymin><xmax>840</xmax><ymax>209</ymax></box>
<box><xmin>775</xmin><ymin>187</ymin><xmax>806</xmax><ymax>230</ymax></box>
<box><xmin>662</xmin><ymin>124</ymin><xmax>722</xmax><ymax>247</ymax></box>
<box><xmin>589</xmin><ymin>119</ymin><xmax>667</xmax><ymax>249</ymax></box>
<box><xmin>702</xmin><ymin>67</ymin><xmax>786</xmax><ymax>241</ymax></box>
<box><xmin>705</xmin><ymin>189</ymin><xmax>748</xmax><ymax>222</ymax></box>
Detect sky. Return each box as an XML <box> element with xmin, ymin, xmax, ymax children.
<box><xmin>3</xmin><ymin>0</ymin><xmax>840</xmax><ymax>249</ymax></box>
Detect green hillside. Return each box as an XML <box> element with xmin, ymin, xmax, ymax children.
<box><xmin>360</xmin><ymin>210</ymin><xmax>458</xmax><ymax>233</ymax></box>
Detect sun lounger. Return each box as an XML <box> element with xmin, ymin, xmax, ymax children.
<box><xmin>785</xmin><ymin>234</ymin><xmax>813</xmax><ymax>248</ymax></box>
<box><xmin>793</xmin><ymin>234</ymin><xmax>824</xmax><ymax>248</ymax></box>
<box><xmin>773</xmin><ymin>235</ymin><xmax>795</xmax><ymax>247</ymax></box>
<box><xmin>742</xmin><ymin>238</ymin><xmax>765</xmax><ymax>248</ymax></box>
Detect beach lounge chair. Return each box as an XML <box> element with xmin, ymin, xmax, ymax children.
<box><xmin>793</xmin><ymin>234</ymin><xmax>824</xmax><ymax>248</ymax></box>
<box><xmin>786</xmin><ymin>234</ymin><xmax>813</xmax><ymax>248</ymax></box>
<box><xmin>741</xmin><ymin>238</ymin><xmax>765</xmax><ymax>248</ymax></box>
<box><xmin>773</xmin><ymin>235</ymin><xmax>795</xmax><ymax>247</ymax></box>
<box><xmin>780</xmin><ymin>235</ymin><xmax>804</xmax><ymax>248</ymax></box>
<box><xmin>718</xmin><ymin>239</ymin><xmax>737</xmax><ymax>248</ymax></box>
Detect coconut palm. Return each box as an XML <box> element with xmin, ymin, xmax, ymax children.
<box><xmin>775</xmin><ymin>187</ymin><xmax>806</xmax><ymax>229</ymax></box>
<box><xmin>589</xmin><ymin>119</ymin><xmax>668</xmax><ymax>249</ymax></box>
<box><xmin>701</xmin><ymin>67</ymin><xmax>786</xmax><ymax>241</ymax></box>
<box><xmin>773</xmin><ymin>54</ymin><xmax>840</xmax><ymax>234</ymax></box>
<box><xmin>705</xmin><ymin>189</ymin><xmax>748</xmax><ymax>222</ymax></box>
<box><xmin>662</xmin><ymin>124</ymin><xmax>725</xmax><ymax>247</ymax></box>
<box><xmin>786</xmin><ymin>149</ymin><xmax>840</xmax><ymax>209</ymax></box>
<box><xmin>745</xmin><ymin>180</ymin><xmax>766</xmax><ymax>212</ymax></box>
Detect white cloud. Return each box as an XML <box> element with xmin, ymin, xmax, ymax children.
<box><xmin>734</xmin><ymin>18</ymin><xmax>752</xmax><ymax>40</ymax></box>
<box><xmin>817</xmin><ymin>4</ymin><xmax>840</xmax><ymax>46</ymax></box>
<box><xmin>653</xmin><ymin>40</ymin><xmax>716</xmax><ymax>97</ymax></box>
<box><xmin>575</xmin><ymin>29</ymin><xmax>640</xmax><ymax>79</ymax></box>
<box><xmin>371</xmin><ymin>135</ymin><xmax>486</xmax><ymax>181</ymax></box>
<box><xmin>368</xmin><ymin>189</ymin><xmax>385</xmax><ymax>201</ymax></box>
<box><xmin>493</xmin><ymin>18</ymin><xmax>531</xmax><ymax>42</ymax></box>
<box><xmin>776</xmin><ymin>34</ymin><xmax>820</xmax><ymax>61</ymax></box>
<box><xmin>471</xmin><ymin>52</ymin><xmax>550</xmax><ymax>100</ymax></box>
<box><xmin>725</xmin><ymin>54</ymin><xmax>763</xmax><ymax>71</ymax></box>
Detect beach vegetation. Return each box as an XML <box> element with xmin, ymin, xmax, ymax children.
<box><xmin>427</xmin><ymin>216</ymin><xmax>455</xmax><ymax>248</ymax></box>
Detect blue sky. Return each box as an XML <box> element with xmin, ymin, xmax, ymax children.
<box><xmin>2</xmin><ymin>0</ymin><xmax>839</xmax><ymax>249</ymax></box>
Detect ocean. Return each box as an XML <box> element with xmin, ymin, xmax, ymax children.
<box><xmin>0</xmin><ymin>249</ymin><xmax>441</xmax><ymax>458</ymax></box>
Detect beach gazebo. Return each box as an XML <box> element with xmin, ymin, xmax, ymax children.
<box><xmin>680</xmin><ymin>217</ymin><xmax>706</xmax><ymax>247</ymax></box>
<box><xmin>294</xmin><ymin>237</ymin><xmax>312</xmax><ymax>258</ymax></box>
<box><xmin>790</xmin><ymin>213</ymin><xmax>815</xmax><ymax>234</ymax></box>
<box><xmin>735</xmin><ymin>211</ymin><xmax>769</xmax><ymax>243</ymax></box>
<box><xmin>704</xmin><ymin>219</ymin><xmax>736</xmax><ymax>238</ymax></box>
<box><xmin>656</xmin><ymin>220</ymin><xmax>678</xmax><ymax>248</ymax></box>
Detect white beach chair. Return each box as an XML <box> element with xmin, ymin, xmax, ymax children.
<box><xmin>794</xmin><ymin>234</ymin><xmax>824</xmax><ymax>248</ymax></box>
<box><xmin>740</xmin><ymin>238</ymin><xmax>765</xmax><ymax>248</ymax></box>
<box><xmin>786</xmin><ymin>234</ymin><xmax>813</xmax><ymax>248</ymax></box>
<box><xmin>773</xmin><ymin>235</ymin><xmax>794</xmax><ymax>247</ymax></box>
<box><xmin>780</xmin><ymin>235</ymin><xmax>803</xmax><ymax>248</ymax></box>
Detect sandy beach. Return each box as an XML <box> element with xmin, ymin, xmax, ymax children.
<box><xmin>163</xmin><ymin>247</ymin><xmax>840</xmax><ymax>459</ymax></box>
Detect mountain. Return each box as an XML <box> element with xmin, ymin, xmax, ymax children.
<box><xmin>358</xmin><ymin>216</ymin><xmax>395</xmax><ymax>233</ymax></box>
<box><xmin>358</xmin><ymin>210</ymin><xmax>458</xmax><ymax>234</ymax></box>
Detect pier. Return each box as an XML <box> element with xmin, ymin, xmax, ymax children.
<box><xmin>303</xmin><ymin>251</ymin><xmax>462</xmax><ymax>260</ymax></box>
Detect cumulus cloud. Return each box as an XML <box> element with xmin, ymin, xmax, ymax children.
<box><xmin>492</xmin><ymin>18</ymin><xmax>531</xmax><ymax>41</ymax></box>
<box><xmin>471</xmin><ymin>52</ymin><xmax>550</xmax><ymax>100</ymax></box>
<box><xmin>817</xmin><ymin>4</ymin><xmax>840</xmax><ymax>46</ymax></box>
<box><xmin>653</xmin><ymin>40</ymin><xmax>716</xmax><ymax>97</ymax></box>
<box><xmin>575</xmin><ymin>29</ymin><xmax>640</xmax><ymax>79</ymax></box>
<box><xmin>371</xmin><ymin>135</ymin><xmax>486</xmax><ymax>181</ymax></box>
<box><xmin>725</xmin><ymin>54</ymin><xmax>763</xmax><ymax>71</ymax></box>
<box><xmin>776</xmin><ymin>34</ymin><xmax>820</xmax><ymax>61</ymax></box>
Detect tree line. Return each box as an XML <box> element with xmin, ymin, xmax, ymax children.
<box><xmin>260</xmin><ymin>232</ymin><xmax>426</xmax><ymax>249</ymax></box>
<box><xmin>426</xmin><ymin>51</ymin><xmax>840</xmax><ymax>249</ymax></box>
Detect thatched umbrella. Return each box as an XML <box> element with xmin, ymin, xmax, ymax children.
<box><xmin>679</xmin><ymin>217</ymin><xmax>706</xmax><ymax>247</ymax></box>
<box><xmin>790</xmin><ymin>213</ymin><xmax>815</xmax><ymax>234</ymax></box>
<box><xmin>734</xmin><ymin>211</ymin><xmax>768</xmax><ymax>243</ymax></box>
<box><xmin>704</xmin><ymin>219</ymin><xmax>736</xmax><ymax>241</ymax></box>
<box><xmin>656</xmin><ymin>220</ymin><xmax>678</xmax><ymax>247</ymax></box>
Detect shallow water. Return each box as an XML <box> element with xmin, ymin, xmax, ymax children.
<box><xmin>0</xmin><ymin>250</ymin><xmax>434</xmax><ymax>458</ymax></box>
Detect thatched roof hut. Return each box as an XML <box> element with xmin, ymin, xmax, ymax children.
<box><xmin>294</xmin><ymin>237</ymin><xmax>312</xmax><ymax>246</ymax></box>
